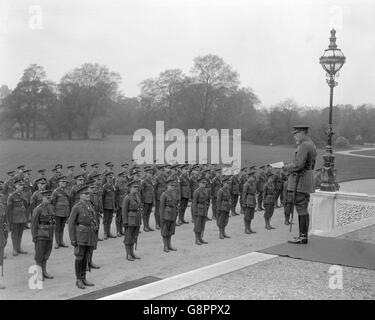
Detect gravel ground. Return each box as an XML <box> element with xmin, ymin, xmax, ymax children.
<box><xmin>156</xmin><ymin>257</ymin><xmax>375</xmax><ymax>300</ymax></box>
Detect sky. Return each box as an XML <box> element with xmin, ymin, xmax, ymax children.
<box><xmin>0</xmin><ymin>0</ymin><xmax>374</xmax><ymax>107</ymax></box>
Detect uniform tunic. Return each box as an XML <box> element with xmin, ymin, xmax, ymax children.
<box><xmin>216</xmin><ymin>187</ymin><xmax>231</xmax><ymax>228</ymax></box>
<box><xmin>122</xmin><ymin>193</ymin><xmax>141</xmax><ymax>245</ymax></box>
<box><xmin>230</xmin><ymin>175</ymin><xmax>240</xmax><ymax>213</ymax></box>
<box><xmin>210</xmin><ymin>176</ymin><xmax>222</xmax><ymax>218</ymax></box>
<box><xmin>286</xmin><ymin>135</ymin><xmax>317</xmax><ymax>216</ymax></box>
<box><xmin>159</xmin><ymin>189</ymin><xmax>178</xmax><ymax>237</ymax></box>
<box><xmin>192</xmin><ymin>186</ymin><xmax>208</xmax><ymax>234</ymax></box>
<box><xmin>31</xmin><ymin>203</ymin><xmax>55</xmax><ymax>264</ymax></box>
<box><xmin>140</xmin><ymin>178</ymin><xmax>155</xmax><ymax>218</ymax></box>
<box><xmin>263</xmin><ymin>182</ymin><xmax>276</xmax><ymax>219</ymax></box>
<box><xmin>242</xmin><ymin>178</ymin><xmax>256</xmax><ymax>221</ymax></box>
<box><xmin>0</xmin><ymin>200</ymin><xmax>9</xmax><ymax>266</ymax></box>
<box><xmin>51</xmin><ymin>187</ymin><xmax>70</xmax><ymax>244</ymax></box>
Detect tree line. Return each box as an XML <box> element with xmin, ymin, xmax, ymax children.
<box><xmin>0</xmin><ymin>54</ymin><xmax>374</xmax><ymax>147</ymax></box>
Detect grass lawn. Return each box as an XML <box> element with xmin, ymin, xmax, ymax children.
<box><xmin>0</xmin><ymin>135</ymin><xmax>374</xmax><ymax>182</ymax></box>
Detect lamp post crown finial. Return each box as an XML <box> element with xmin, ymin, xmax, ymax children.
<box><xmin>329</xmin><ymin>29</ymin><xmax>337</xmax><ymax>49</ymax></box>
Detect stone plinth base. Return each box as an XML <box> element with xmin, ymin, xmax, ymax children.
<box><xmin>311</xmin><ymin>190</ymin><xmax>375</xmax><ymax>233</ymax></box>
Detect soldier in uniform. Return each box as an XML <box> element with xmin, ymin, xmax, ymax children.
<box><xmin>122</xmin><ymin>179</ymin><xmax>142</xmax><ymax>261</ymax></box>
<box><xmin>159</xmin><ymin>178</ymin><xmax>178</xmax><ymax>253</ymax></box>
<box><xmin>177</xmin><ymin>165</ymin><xmax>190</xmax><ymax>225</ymax></box>
<box><xmin>88</xmin><ymin>177</ymin><xmax>102</xmax><ymax>268</ymax></box>
<box><xmin>273</xmin><ymin>168</ymin><xmax>283</xmax><ymax>208</ymax></box>
<box><xmin>14</xmin><ymin>165</ymin><xmax>25</xmax><ymax>181</ymax></box>
<box><xmin>32</xmin><ymin>169</ymin><xmax>47</xmax><ymax>192</ymax></box>
<box><xmin>256</xmin><ymin>166</ymin><xmax>266</xmax><ymax>211</ymax></box>
<box><xmin>22</xmin><ymin>169</ymin><xmax>33</xmax><ymax>229</ymax></box>
<box><xmin>102</xmin><ymin>172</ymin><xmax>117</xmax><ymax>239</ymax></box>
<box><xmin>140</xmin><ymin>167</ymin><xmax>155</xmax><ymax>232</ymax></box>
<box><xmin>68</xmin><ymin>184</ymin><xmax>98</xmax><ymax>289</ymax></box>
<box><xmin>66</xmin><ymin>165</ymin><xmax>76</xmax><ymax>189</ymax></box>
<box><xmin>263</xmin><ymin>175</ymin><xmax>276</xmax><ymax>230</ymax></box>
<box><xmin>70</xmin><ymin>174</ymin><xmax>86</xmax><ymax>208</ymax></box>
<box><xmin>189</xmin><ymin>167</ymin><xmax>199</xmax><ymax>222</ymax></box>
<box><xmin>154</xmin><ymin>165</ymin><xmax>167</xmax><ymax>230</ymax></box>
<box><xmin>7</xmin><ymin>179</ymin><xmax>28</xmax><ymax>256</ymax></box>
<box><xmin>242</xmin><ymin>170</ymin><xmax>257</xmax><ymax>234</ymax></box>
<box><xmin>51</xmin><ymin>176</ymin><xmax>70</xmax><ymax>249</ymax></box>
<box><xmin>47</xmin><ymin>167</ymin><xmax>60</xmax><ymax>191</ymax></box>
<box><xmin>115</xmin><ymin>171</ymin><xmax>129</xmax><ymax>236</ymax></box>
<box><xmin>210</xmin><ymin>168</ymin><xmax>222</xmax><ymax>221</ymax></box>
<box><xmin>2</xmin><ymin>171</ymin><xmax>16</xmax><ymax>201</ymax></box>
<box><xmin>216</xmin><ymin>175</ymin><xmax>231</xmax><ymax>239</ymax></box>
<box><xmin>285</xmin><ymin>125</ymin><xmax>317</xmax><ymax>244</ymax></box>
<box><xmin>101</xmin><ymin>162</ymin><xmax>114</xmax><ymax>185</ymax></box>
<box><xmin>87</xmin><ymin>163</ymin><xmax>100</xmax><ymax>183</ymax></box>
<box><xmin>229</xmin><ymin>172</ymin><xmax>240</xmax><ymax>216</ymax></box>
<box><xmin>31</xmin><ymin>190</ymin><xmax>55</xmax><ymax>281</ymax></box>
<box><xmin>282</xmin><ymin>173</ymin><xmax>293</xmax><ymax>225</ymax></box>
<box><xmin>238</xmin><ymin>167</ymin><xmax>248</xmax><ymax>215</ymax></box>
<box><xmin>79</xmin><ymin>163</ymin><xmax>89</xmax><ymax>183</ymax></box>
<box><xmin>30</xmin><ymin>178</ymin><xmax>47</xmax><ymax>215</ymax></box>
<box><xmin>0</xmin><ymin>193</ymin><xmax>9</xmax><ymax>290</ymax></box>
<box><xmin>192</xmin><ymin>177</ymin><xmax>209</xmax><ymax>245</ymax></box>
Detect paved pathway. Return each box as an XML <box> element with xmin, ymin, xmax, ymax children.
<box><xmin>335</xmin><ymin>147</ymin><xmax>375</xmax><ymax>159</ymax></box>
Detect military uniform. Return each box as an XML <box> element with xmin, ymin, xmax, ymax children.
<box><xmin>51</xmin><ymin>184</ymin><xmax>70</xmax><ymax>248</ymax></box>
<box><xmin>242</xmin><ymin>175</ymin><xmax>257</xmax><ymax>234</ymax></box>
<box><xmin>229</xmin><ymin>174</ymin><xmax>240</xmax><ymax>215</ymax></box>
<box><xmin>178</xmin><ymin>171</ymin><xmax>190</xmax><ymax>224</ymax></box>
<box><xmin>68</xmin><ymin>194</ymin><xmax>98</xmax><ymax>289</ymax></box>
<box><xmin>282</xmin><ymin>179</ymin><xmax>293</xmax><ymax>225</ymax></box>
<box><xmin>0</xmin><ymin>195</ymin><xmax>9</xmax><ymax>287</ymax></box>
<box><xmin>159</xmin><ymin>181</ymin><xmax>178</xmax><ymax>252</ymax></box>
<box><xmin>216</xmin><ymin>178</ymin><xmax>231</xmax><ymax>239</ymax></box>
<box><xmin>7</xmin><ymin>188</ymin><xmax>28</xmax><ymax>255</ymax></box>
<box><xmin>31</xmin><ymin>194</ymin><xmax>55</xmax><ymax>280</ymax></box>
<box><xmin>256</xmin><ymin>169</ymin><xmax>266</xmax><ymax>211</ymax></box>
<box><xmin>273</xmin><ymin>170</ymin><xmax>283</xmax><ymax>207</ymax></box>
<box><xmin>238</xmin><ymin>171</ymin><xmax>247</xmax><ymax>214</ymax></box>
<box><xmin>102</xmin><ymin>176</ymin><xmax>116</xmax><ymax>239</ymax></box>
<box><xmin>286</xmin><ymin>126</ymin><xmax>317</xmax><ymax>244</ymax></box>
<box><xmin>140</xmin><ymin>174</ymin><xmax>155</xmax><ymax>231</ymax></box>
<box><xmin>122</xmin><ymin>185</ymin><xmax>142</xmax><ymax>261</ymax></box>
<box><xmin>263</xmin><ymin>177</ymin><xmax>276</xmax><ymax>230</ymax></box>
<box><xmin>210</xmin><ymin>174</ymin><xmax>222</xmax><ymax>220</ymax></box>
<box><xmin>189</xmin><ymin>172</ymin><xmax>199</xmax><ymax>222</ymax></box>
<box><xmin>192</xmin><ymin>182</ymin><xmax>209</xmax><ymax>245</ymax></box>
<box><xmin>154</xmin><ymin>171</ymin><xmax>167</xmax><ymax>229</ymax></box>
<box><xmin>115</xmin><ymin>175</ymin><xmax>129</xmax><ymax>236</ymax></box>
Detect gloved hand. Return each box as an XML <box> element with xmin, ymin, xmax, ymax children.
<box><xmin>32</xmin><ymin>238</ymin><xmax>36</xmax><ymax>243</ymax></box>
<box><xmin>71</xmin><ymin>240</ymin><xmax>77</xmax><ymax>247</ymax></box>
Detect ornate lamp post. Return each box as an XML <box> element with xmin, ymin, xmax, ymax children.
<box><xmin>319</xmin><ymin>29</ymin><xmax>346</xmax><ymax>192</ymax></box>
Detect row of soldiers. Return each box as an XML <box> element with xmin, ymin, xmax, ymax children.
<box><xmin>0</xmin><ymin>161</ymin><xmax>322</xmax><ymax>290</ymax></box>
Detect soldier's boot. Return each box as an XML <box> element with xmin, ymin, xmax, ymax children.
<box><xmin>116</xmin><ymin>221</ymin><xmax>122</xmax><ymax>237</ymax></box>
<box><xmin>163</xmin><ymin>237</ymin><xmax>169</xmax><ymax>253</ymax></box>
<box><xmin>284</xmin><ymin>213</ymin><xmax>290</xmax><ymax>225</ymax></box>
<box><xmin>265</xmin><ymin>218</ymin><xmax>271</xmax><ymax>230</ymax></box>
<box><xmin>82</xmin><ymin>259</ymin><xmax>95</xmax><ymax>287</ymax></box>
<box><xmin>155</xmin><ymin>215</ymin><xmax>161</xmax><ymax>230</ymax></box>
<box><xmin>147</xmin><ymin>215</ymin><xmax>154</xmax><ymax>231</ymax></box>
<box><xmin>245</xmin><ymin>221</ymin><xmax>251</xmax><ymax>234</ymax></box>
<box><xmin>249</xmin><ymin>221</ymin><xmax>256</xmax><ymax>233</ymax></box>
<box><xmin>167</xmin><ymin>236</ymin><xmax>177</xmax><ymax>251</ymax></box>
<box><xmin>199</xmin><ymin>231</ymin><xmax>208</xmax><ymax>244</ymax></box>
<box><xmin>125</xmin><ymin>245</ymin><xmax>134</xmax><ymax>261</ymax></box>
<box><xmin>195</xmin><ymin>233</ymin><xmax>202</xmax><ymax>245</ymax></box>
<box><xmin>103</xmin><ymin>223</ymin><xmax>108</xmax><ymax>240</ymax></box>
<box><xmin>75</xmin><ymin>259</ymin><xmax>85</xmax><ymax>289</ymax></box>
<box><xmin>223</xmin><ymin>228</ymin><xmax>231</xmax><ymax>238</ymax></box>
<box><xmin>42</xmin><ymin>261</ymin><xmax>54</xmax><ymax>279</ymax></box>
<box><xmin>36</xmin><ymin>263</ymin><xmax>44</xmax><ymax>282</ymax></box>
<box><xmin>143</xmin><ymin>216</ymin><xmax>150</xmax><ymax>232</ymax></box>
<box><xmin>219</xmin><ymin>228</ymin><xmax>225</xmax><ymax>239</ymax></box>
<box><xmin>130</xmin><ymin>244</ymin><xmax>140</xmax><ymax>259</ymax></box>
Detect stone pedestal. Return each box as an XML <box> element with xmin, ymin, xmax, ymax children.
<box><xmin>311</xmin><ymin>190</ymin><xmax>375</xmax><ymax>233</ymax></box>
